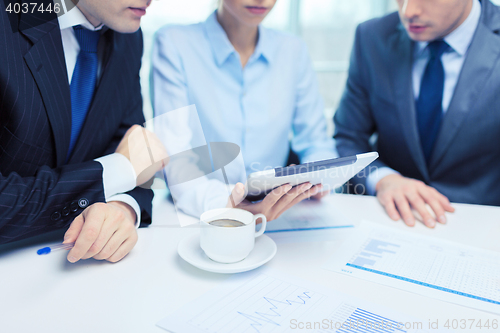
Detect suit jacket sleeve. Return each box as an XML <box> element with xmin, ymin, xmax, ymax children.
<box><xmin>333</xmin><ymin>24</ymin><xmax>390</xmax><ymax>189</ymax></box>
<box><xmin>0</xmin><ymin>161</ymin><xmax>105</xmax><ymax>244</ymax></box>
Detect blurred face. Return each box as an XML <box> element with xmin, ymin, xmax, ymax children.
<box><xmin>220</xmin><ymin>0</ymin><xmax>277</xmax><ymax>27</ymax></box>
<box><xmin>77</xmin><ymin>0</ymin><xmax>152</xmax><ymax>33</ymax></box>
<box><xmin>395</xmin><ymin>0</ymin><xmax>472</xmax><ymax>41</ymax></box>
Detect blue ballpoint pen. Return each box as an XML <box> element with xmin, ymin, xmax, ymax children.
<box><xmin>37</xmin><ymin>242</ymin><xmax>75</xmax><ymax>255</ymax></box>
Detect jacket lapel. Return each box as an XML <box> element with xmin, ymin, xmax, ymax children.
<box><xmin>20</xmin><ymin>14</ymin><xmax>72</xmax><ymax>167</ymax></box>
<box><xmin>430</xmin><ymin>1</ymin><xmax>500</xmax><ymax>169</ymax></box>
<box><xmin>389</xmin><ymin>25</ymin><xmax>429</xmax><ymax>181</ymax></box>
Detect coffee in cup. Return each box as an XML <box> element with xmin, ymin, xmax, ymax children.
<box><xmin>200</xmin><ymin>208</ymin><xmax>267</xmax><ymax>263</ymax></box>
<box><xmin>209</xmin><ymin>219</ymin><xmax>245</xmax><ymax>228</ymax></box>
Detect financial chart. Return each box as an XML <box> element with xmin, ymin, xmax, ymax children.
<box><xmin>187</xmin><ymin>274</ymin><xmax>325</xmax><ymax>333</ymax></box>
<box><xmin>157</xmin><ymin>270</ymin><xmax>432</xmax><ymax>333</ymax></box>
<box><xmin>326</xmin><ymin>221</ymin><xmax>500</xmax><ymax>314</ymax></box>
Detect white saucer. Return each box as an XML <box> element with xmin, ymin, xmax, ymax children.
<box><xmin>177</xmin><ymin>234</ymin><xmax>277</xmax><ymax>274</ymax></box>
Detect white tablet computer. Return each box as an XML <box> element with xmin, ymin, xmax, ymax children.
<box><xmin>246</xmin><ymin>152</ymin><xmax>379</xmax><ymax>201</ymax></box>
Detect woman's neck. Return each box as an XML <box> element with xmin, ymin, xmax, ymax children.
<box><xmin>217</xmin><ymin>8</ymin><xmax>259</xmax><ymax>68</ymax></box>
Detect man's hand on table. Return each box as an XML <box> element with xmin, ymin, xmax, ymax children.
<box><xmin>63</xmin><ymin>201</ymin><xmax>138</xmax><ymax>263</ymax></box>
<box><xmin>376</xmin><ymin>174</ymin><xmax>455</xmax><ymax>228</ymax></box>
<box><xmin>227</xmin><ymin>182</ymin><xmax>323</xmax><ymax>222</ymax></box>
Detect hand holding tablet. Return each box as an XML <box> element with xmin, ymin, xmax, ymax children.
<box><xmin>226</xmin><ymin>153</ymin><xmax>378</xmax><ymax>222</ymax></box>
<box><xmin>245</xmin><ymin>152</ymin><xmax>379</xmax><ymax>201</ymax></box>
<box><xmin>227</xmin><ymin>182</ymin><xmax>324</xmax><ymax>222</ymax></box>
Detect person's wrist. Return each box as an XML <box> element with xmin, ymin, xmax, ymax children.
<box><xmin>376</xmin><ymin>173</ymin><xmax>402</xmax><ymax>192</ymax></box>
<box><xmin>108</xmin><ymin>201</ymin><xmax>136</xmax><ymax>223</ymax></box>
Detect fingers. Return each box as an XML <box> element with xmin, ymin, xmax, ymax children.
<box><xmin>377</xmin><ymin>193</ymin><xmax>401</xmax><ymax>221</ymax></box>
<box><xmin>65</xmin><ymin>202</ymin><xmax>138</xmax><ymax>264</ymax></box>
<box><xmin>63</xmin><ymin>214</ymin><xmax>84</xmax><ymax>244</ymax></box>
<box><xmin>434</xmin><ymin>191</ymin><xmax>455</xmax><ymax>213</ymax></box>
<box><xmin>262</xmin><ymin>184</ymin><xmax>293</xmax><ymax>208</ymax></box>
<box><xmin>419</xmin><ymin>191</ymin><xmax>446</xmax><ymax>224</ymax></box>
<box><xmin>418</xmin><ymin>186</ymin><xmax>456</xmax><ymax>224</ymax></box>
<box><xmin>227</xmin><ymin>183</ymin><xmax>246</xmax><ymax>208</ymax></box>
<box><xmin>143</xmin><ymin>129</ymin><xmax>169</xmax><ymax>164</ymax></box>
<box><xmin>80</xmin><ymin>216</ymin><xmax>120</xmax><ymax>260</ymax></box>
<box><xmin>67</xmin><ymin>204</ymin><xmax>106</xmax><ymax>263</ymax></box>
<box><xmin>107</xmin><ymin>234</ymin><xmax>138</xmax><ymax>263</ymax></box>
<box><xmin>93</xmin><ymin>225</ymin><xmax>137</xmax><ymax>262</ymax></box>
<box><xmin>274</xmin><ymin>184</ymin><xmax>321</xmax><ymax>219</ymax></box>
<box><xmin>117</xmin><ymin>125</ymin><xmax>168</xmax><ymax>186</ymax></box>
<box><xmin>271</xmin><ymin>183</ymin><xmax>314</xmax><ymax>218</ymax></box>
<box><xmin>289</xmin><ymin>184</ymin><xmax>321</xmax><ymax>207</ymax></box>
<box><xmin>393</xmin><ymin>194</ymin><xmax>415</xmax><ymax>227</ymax></box>
<box><xmin>376</xmin><ymin>175</ymin><xmax>456</xmax><ymax>229</ymax></box>
<box><xmin>407</xmin><ymin>193</ymin><xmax>435</xmax><ymax>228</ymax></box>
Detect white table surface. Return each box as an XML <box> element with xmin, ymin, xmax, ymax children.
<box><xmin>1</xmin><ymin>191</ymin><xmax>500</xmax><ymax>332</ymax></box>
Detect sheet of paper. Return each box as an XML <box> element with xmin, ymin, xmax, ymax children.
<box><xmin>157</xmin><ymin>268</ymin><xmax>446</xmax><ymax>333</ymax></box>
<box><xmin>324</xmin><ymin>220</ymin><xmax>500</xmax><ymax>315</ymax></box>
<box><xmin>265</xmin><ymin>199</ymin><xmax>354</xmax><ymax>233</ymax></box>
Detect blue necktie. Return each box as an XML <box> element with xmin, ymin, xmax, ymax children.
<box><xmin>416</xmin><ymin>40</ymin><xmax>449</xmax><ymax>165</ymax></box>
<box><xmin>67</xmin><ymin>25</ymin><xmax>101</xmax><ymax>160</ymax></box>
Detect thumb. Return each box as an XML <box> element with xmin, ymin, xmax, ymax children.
<box><xmin>63</xmin><ymin>214</ymin><xmax>85</xmax><ymax>244</ymax></box>
<box><xmin>227</xmin><ymin>183</ymin><xmax>246</xmax><ymax>208</ymax></box>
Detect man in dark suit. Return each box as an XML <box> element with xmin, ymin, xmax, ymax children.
<box><xmin>334</xmin><ymin>0</ymin><xmax>500</xmax><ymax>228</ymax></box>
<box><xmin>0</xmin><ymin>0</ymin><xmax>167</xmax><ymax>262</ymax></box>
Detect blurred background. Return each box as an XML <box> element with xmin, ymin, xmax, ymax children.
<box><xmin>139</xmin><ymin>0</ymin><xmax>500</xmax><ymax>134</ymax></box>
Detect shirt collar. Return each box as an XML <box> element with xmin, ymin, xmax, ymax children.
<box><xmin>416</xmin><ymin>0</ymin><xmax>481</xmax><ymax>57</ymax></box>
<box><xmin>251</xmin><ymin>25</ymin><xmax>273</xmax><ymax>64</ymax></box>
<box><xmin>203</xmin><ymin>11</ymin><xmax>273</xmax><ymax>67</ymax></box>
<box><xmin>58</xmin><ymin>5</ymin><xmax>104</xmax><ymax>31</ymax></box>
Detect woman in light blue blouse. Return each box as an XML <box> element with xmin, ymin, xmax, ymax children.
<box><xmin>152</xmin><ymin>0</ymin><xmax>337</xmax><ymax>219</ymax></box>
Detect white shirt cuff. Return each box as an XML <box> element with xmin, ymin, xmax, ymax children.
<box><xmin>366</xmin><ymin>167</ymin><xmax>400</xmax><ymax>196</ymax></box>
<box><xmin>107</xmin><ymin>194</ymin><xmax>141</xmax><ymax>228</ymax></box>
<box><xmin>95</xmin><ymin>153</ymin><xmax>137</xmax><ymax>200</ymax></box>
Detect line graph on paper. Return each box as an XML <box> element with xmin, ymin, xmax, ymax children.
<box><xmin>338</xmin><ymin>224</ymin><xmax>500</xmax><ymax>307</ymax></box>
<box><xmin>157</xmin><ymin>269</ymin><xmax>435</xmax><ymax>333</ymax></box>
<box><xmin>186</xmin><ymin>274</ymin><xmax>325</xmax><ymax>333</ymax></box>
<box><xmin>184</xmin><ymin>274</ymin><xmax>414</xmax><ymax>333</ymax></box>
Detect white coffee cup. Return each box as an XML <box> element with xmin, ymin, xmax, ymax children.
<box><xmin>200</xmin><ymin>208</ymin><xmax>267</xmax><ymax>263</ymax></box>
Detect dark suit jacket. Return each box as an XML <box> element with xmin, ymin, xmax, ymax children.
<box><xmin>334</xmin><ymin>0</ymin><xmax>500</xmax><ymax>205</ymax></box>
<box><xmin>0</xmin><ymin>2</ymin><xmax>153</xmax><ymax>243</ymax></box>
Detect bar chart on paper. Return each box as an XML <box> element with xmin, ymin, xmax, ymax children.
<box><xmin>157</xmin><ymin>270</ymin><xmax>434</xmax><ymax>332</ymax></box>
<box><xmin>324</xmin><ymin>221</ymin><xmax>500</xmax><ymax>314</ymax></box>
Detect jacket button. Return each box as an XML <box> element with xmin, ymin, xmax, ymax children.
<box><xmin>78</xmin><ymin>198</ymin><xmax>89</xmax><ymax>209</ymax></box>
<box><xmin>70</xmin><ymin>202</ymin><xmax>79</xmax><ymax>213</ymax></box>
<box><xmin>51</xmin><ymin>211</ymin><xmax>61</xmax><ymax>221</ymax></box>
<box><xmin>62</xmin><ymin>206</ymin><xmax>70</xmax><ymax>217</ymax></box>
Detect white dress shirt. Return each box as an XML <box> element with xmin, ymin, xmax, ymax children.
<box><xmin>58</xmin><ymin>7</ymin><xmax>140</xmax><ymax>225</ymax></box>
<box><xmin>366</xmin><ymin>0</ymin><xmax>481</xmax><ymax>195</ymax></box>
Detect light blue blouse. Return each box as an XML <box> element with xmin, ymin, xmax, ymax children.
<box><xmin>151</xmin><ymin>11</ymin><xmax>337</xmax><ymax>217</ymax></box>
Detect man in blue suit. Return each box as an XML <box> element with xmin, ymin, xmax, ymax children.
<box><xmin>334</xmin><ymin>0</ymin><xmax>500</xmax><ymax>228</ymax></box>
<box><xmin>0</xmin><ymin>0</ymin><xmax>167</xmax><ymax>262</ymax></box>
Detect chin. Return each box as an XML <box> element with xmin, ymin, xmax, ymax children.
<box><xmin>107</xmin><ymin>18</ymin><xmax>142</xmax><ymax>34</ymax></box>
<box><xmin>242</xmin><ymin>17</ymin><xmax>265</xmax><ymax>28</ymax></box>
<box><xmin>407</xmin><ymin>32</ymin><xmax>434</xmax><ymax>42</ymax></box>
<box><xmin>121</xmin><ymin>24</ymin><xmax>142</xmax><ymax>34</ymax></box>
